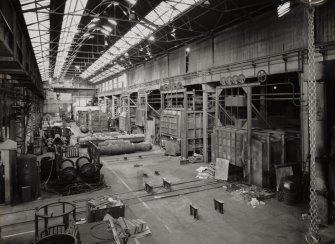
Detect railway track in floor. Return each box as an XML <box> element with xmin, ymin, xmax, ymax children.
<box><xmin>0</xmin><ymin>179</ymin><xmax>224</xmax><ymax>231</ymax></box>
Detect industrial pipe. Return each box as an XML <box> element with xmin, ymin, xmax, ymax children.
<box><xmin>98</xmin><ymin>142</ymin><xmax>152</xmax><ymax>156</ymax></box>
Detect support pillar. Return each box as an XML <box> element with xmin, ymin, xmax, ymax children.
<box><xmin>246</xmin><ymin>87</ymin><xmax>252</xmax><ymax>184</ymax></box>
<box><xmin>203</xmin><ymin>91</ymin><xmax>208</xmax><ymax>163</ymax></box>
<box><xmin>315</xmin><ymin>81</ymin><xmax>328</xmax><ymax>224</ymax></box>
<box><xmin>302</xmin><ymin>63</ymin><xmax>328</xmax><ymax>224</ymax></box>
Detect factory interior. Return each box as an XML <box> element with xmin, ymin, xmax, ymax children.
<box><xmin>0</xmin><ymin>0</ymin><xmax>335</xmax><ymax>243</ymax></box>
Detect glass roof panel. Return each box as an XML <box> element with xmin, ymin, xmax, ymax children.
<box><xmin>80</xmin><ymin>0</ymin><xmax>201</xmax><ymax>81</ymax></box>
<box><xmin>53</xmin><ymin>0</ymin><xmax>89</xmax><ymax>78</ymax></box>
<box><xmin>20</xmin><ymin>0</ymin><xmax>50</xmax><ymax>81</ymax></box>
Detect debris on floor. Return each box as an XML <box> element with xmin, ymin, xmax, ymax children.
<box><xmin>189</xmin><ymin>153</ymin><xmax>204</xmax><ymax>163</ymax></box>
<box><xmin>223</xmin><ymin>183</ymin><xmax>275</xmax><ymax>208</ymax></box>
<box><xmin>195</xmin><ymin>164</ymin><xmax>215</xmax><ymax>179</ymax></box>
<box><xmin>247</xmin><ymin>197</ymin><xmax>265</xmax><ymax>208</ymax></box>
<box><xmin>195</xmin><ymin>166</ymin><xmax>209</xmax><ymax>179</ymax></box>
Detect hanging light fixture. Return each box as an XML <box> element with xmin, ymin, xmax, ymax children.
<box><xmin>101</xmin><ymin>29</ymin><xmax>110</xmax><ymax>36</ymax></box>
<box><xmin>108</xmin><ymin>19</ymin><xmax>117</xmax><ymax>26</ymax></box>
<box><xmin>87</xmin><ymin>23</ymin><xmax>96</xmax><ymax>29</ymax></box>
<box><xmin>103</xmin><ymin>25</ymin><xmax>113</xmax><ymax>32</ymax></box>
<box><xmin>127</xmin><ymin>0</ymin><xmax>137</xmax><ymax>5</ymax></box>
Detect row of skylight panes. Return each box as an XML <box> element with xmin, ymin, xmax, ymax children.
<box><xmin>80</xmin><ymin>0</ymin><xmax>201</xmax><ymax>82</ymax></box>
<box><xmin>20</xmin><ymin>0</ymin><xmax>50</xmax><ymax>81</ymax></box>
<box><xmin>53</xmin><ymin>0</ymin><xmax>89</xmax><ymax>78</ymax></box>
<box><xmin>89</xmin><ymin>64</ymin><xmax>125</xmax><ymax>83</ymax></box>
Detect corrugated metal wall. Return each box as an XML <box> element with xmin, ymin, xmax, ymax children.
<box><xmin>316</xmin><ymin>0</ymin><xmax>335</xmax><ymax>44</ymax></box>
<box><xmin>189</xmin><ymin>38</ymin><xmax>213</xmax><ymax>72</ymax></box>
<box><xmin>168</xmin><ymin>48</ymin><xmax>186</xmax><ymax>77</ymax></box>
<box><xmin>214</xmin><ymin>6</ymin><xmax>307</xmax><ymax>67</ymax></box>
<box><xmin>128</xmin><ymin>65</ymin><xmax>145</xmax><ymax>86</ymax></box>
<box><xmin>101</xmin><ymin>4</ymin><xmax>335</xmax><ymax>92</ymax></box>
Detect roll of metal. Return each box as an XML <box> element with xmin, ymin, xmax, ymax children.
<box><xmin>76</xmin><ymin>156</ymin><xmax>95</xmax><ymax>178</ymax></box>
<box><xmin>58</xmin><ymin>159</ymin><xmax>77</xmax><ymax>183</ymax></box>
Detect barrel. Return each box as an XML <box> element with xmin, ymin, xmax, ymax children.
<box><xmin>282</xmin><ymin>176</ymin><xmax>301</xmax><ymax>205</ymax></box>
<box><xmin>17</xmin><ymin>154</ymin><xmax>39</xmax><ymax>199</ymax></box>
<box><xmin>58</xmin><ymin>159</ymin><xmax>76</xmax><ymax>183</ymax></box>
<box><xmin>36</xmin><ymin>234</ymin><xmax>76</xmax><ymax>244</ymax></box>
<box><xmin>76</xmin><ymin>156</ymin><xmax>95</xmax><ymax>178</ymax></box>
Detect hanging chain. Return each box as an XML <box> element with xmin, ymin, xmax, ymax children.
<box><xmin>306</xmin><ymin>6</ymin><xmax>320</xmax><ymax>244</ymax></box>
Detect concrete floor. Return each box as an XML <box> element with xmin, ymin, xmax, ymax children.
<box><xmin>1</xmin><ymin>145</ymin><xmax>335</xmax><ymax>244</ymax></box>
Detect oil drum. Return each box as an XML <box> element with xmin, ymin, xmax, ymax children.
<box><xmin>76</xmin><ymin>156</ymin><xmax>95</xmax><ymax>178</ymax></box>
<box><xmin>58</xmin><ymin>159</ymin><xmax>77</xmax><ymax>183</ymax></box>
<box><xmin>282</xmin><ymin>175</ymin><xmax>302</xmax><ymax>205</ymax></box>
<box><xmin>17</xmin><ymin>154</ymin><xmax>39</xmax><ymax>199</ymax></box>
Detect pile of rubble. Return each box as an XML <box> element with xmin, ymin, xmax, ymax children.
<box><xmin>224</xmin><ymin>183</ymin><xmax>275</xmax><ymax>208</ymax></box>
<box><xmin>195</xmin><ymin>163</ymin><xmax>216</xmax><ymax>179</ymax></box>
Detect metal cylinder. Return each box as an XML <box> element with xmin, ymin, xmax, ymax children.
<box><xmin>76</xmin><ymin>156</ymin><xmax>95</xmax><ymax>178</ymax></box>
<box><xmin>17</xmin><ymin>154</ymin><xmax>39</xmax><ymax>199</ymax></box>
<box><xmin>58</xmin><ymin>159</ymin><xmax>76</xmax><ymax>183</ymax></box>
<box><xmin>98</xmin><ymin>142</ymin><xmax>152</xmax><ymax>155</ymax></box>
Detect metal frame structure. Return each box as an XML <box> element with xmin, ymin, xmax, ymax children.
<box><xmin>119</xmin><ymin>92</ymin><xmax>137</xmax><ymax>132</ymax></box>
<box><xmin>160</xmin><ymin>85</ymin><xmax>208</xmax><ymax>158</ymax></box>
<box><xmin>214</xmin><ymin>82</ymin><xmax>259</xmax><ymax>184</ymax></box>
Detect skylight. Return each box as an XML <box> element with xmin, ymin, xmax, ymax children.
<box><xmin>80</xmin><ymin>0</ymin><xmax>202</xmax><ymax>82</ymax></box>
<box><xmin>277</xmin><ymin>1</ymin><xmax>291</xmax><ymax>18</ymax></box>
<box><xmin>20</xmin><ymin>0</ymin><xmax>50</xmax><ymax>81</ymax></box>
<box><xmin>53</xmin><ymin>0</ymin><xmax>89</xmax><ymax>78</ymax></box>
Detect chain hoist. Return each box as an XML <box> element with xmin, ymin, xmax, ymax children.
<box><xmin>300</xmin><ymin>1</ymin><xmax>328</xmax><ymax>242</ymax></box>
<box><xmin>305</xmin><ymin>6</ymin><xmax>320</xmax><ymax>244</ymax></box>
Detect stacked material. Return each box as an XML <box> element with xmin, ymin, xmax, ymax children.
<box><xmin>88</xmin><ymin>196</ymin><xmax>123</xmax><ymax>209</ymax></box>
<box><xmin>117</xmin><ymin>217</ymin><xmax>150</xmax><ymax>237</ymax></box>
<box><xmin>98</xmin><ymin>141</ymin><xmax>152</xmax><ymax>156</ymax></box>
<box><xmin>87</xmin><ymin>196</ymin><xmax>125</xmax><ymax>222</ymax></box>
<box><xmin>78</xmin><ymin>132</ymin><xmax>145</xmax><ymax>147</ymax></box>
